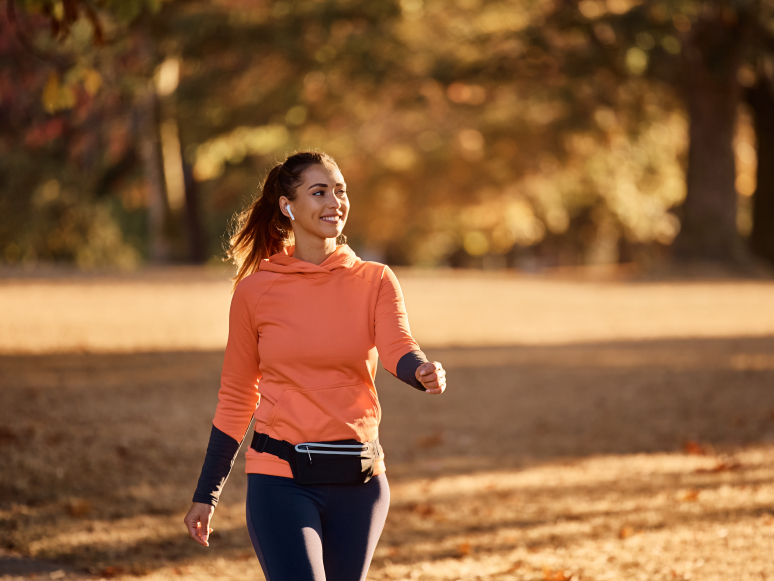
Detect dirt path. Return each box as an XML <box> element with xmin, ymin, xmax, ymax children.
<box><xmin>1</xmin><ymin>269</ymin><xmax>773</xmax><ymax>580</ymax></box>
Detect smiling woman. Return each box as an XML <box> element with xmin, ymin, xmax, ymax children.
<box><xmin>183</xmin><ymin>151</ymin><xmax>447</xmax><ymax>581</ymax></box>
<box><xmin>277</xmin><ymin>161</ymin><xmax>350</xmax><ymax>265</ymax></box>
<box><xmin>223</xmin><ymin>151</ymin><xmax>347</xmax><ymax>286</ymax></box>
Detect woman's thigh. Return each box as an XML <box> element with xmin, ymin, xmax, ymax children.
<box><xmin>320</xmin><ymin>473</ymin><xmax>391</xmax><ymax>581</ymax></box>
<box><xmin>246</xmin><ymin>474</ymin><xmax>326</xmax><ymax>581</ymax></box>
<box><xmin>245</xmin><ymin>473</ymin><xmax>390</xmax><ymax>581</ymax></box>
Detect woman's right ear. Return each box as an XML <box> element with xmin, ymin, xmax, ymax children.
<box><xmin>278</xmin><ymin>196</ymin><xmax>295</xmax><ymax>221</ymax></box>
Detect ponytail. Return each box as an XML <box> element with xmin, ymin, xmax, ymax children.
<box><xmin>224</xmin><ymin>151</ymin><xmax>339</xmax><ymax>291</ymax></box>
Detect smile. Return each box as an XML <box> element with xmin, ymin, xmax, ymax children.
<box><xmin>321</xmin><ymin>216</ymin><xmax>341</xmax><ymax>222</ymax></box>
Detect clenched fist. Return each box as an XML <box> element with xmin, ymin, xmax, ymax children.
<box><xmin>415</xmin><ymin>361</ymin><xmax>447</xmax><ymax>394</ymax></box>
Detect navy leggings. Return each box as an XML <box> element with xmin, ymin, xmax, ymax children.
<box><xmin>245</xmin><ymin>473</ymin><xmax>390</xmax><ymax>581</ymax></box>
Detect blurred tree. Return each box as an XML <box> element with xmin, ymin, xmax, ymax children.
<box><xmin>1</xmin><ymin>7</ymin><xmax>139</xmax><ymax>268</ymax></box>
<box><xmin>747</xmin><ymin>71</ymin><xmax>774</xmax><ymax>264</ymax></box>
<box><xmin>669</xmin><ymin>0</ymin><xmax>774</xmax><ymax>266</ymax></box>
<box><xmin>1</xmin><ymin>0</ymin><xmax>208</xmax><ymax>265</ymax></box>
<box><xmin>675</xmin><ymin>4</ymin><xmax>747</xmax><ymax>263</ymax></box>
<box><xmin>5</xmin><ymin>0</ymin><xmax>773</xmax><ymax>272</ymax></box>
<box><xmin>483</xmin><ymin>0</ymin><xmax>774</xmax><ymax>267</ymax></box>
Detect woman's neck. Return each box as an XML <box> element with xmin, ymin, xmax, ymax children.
<box><xmin>291</xmin><ymin>236</ymin><xmax>338</xmax><ymax>265</ymax></box>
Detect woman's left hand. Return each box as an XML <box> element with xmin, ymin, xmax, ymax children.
<box><xmin>416</xmin><ymin>361</ymin><xmax>446</xmax><ymax>394</ymax></box>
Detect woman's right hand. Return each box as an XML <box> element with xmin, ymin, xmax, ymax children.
<box><xmin>184</xmin><ymin>502</ymin><xmax>215</xmax><ymax>546</ymax></box>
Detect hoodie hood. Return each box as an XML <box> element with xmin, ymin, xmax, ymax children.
<box><xmin>258</xmin><ymin>244</ymin><xmax>360</xmax><ymax>275</ymax></box>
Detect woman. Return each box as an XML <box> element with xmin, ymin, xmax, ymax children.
<box><xmin>183</xmin><ymin>151</ymin><xmax>446</xmax><ymax>581</ymax></box>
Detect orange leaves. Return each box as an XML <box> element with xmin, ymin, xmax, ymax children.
<box><xmin>683</xmin><ymin>440</ymin><xmax>706</xmax><ymax>455</ymax></box>
<box><xmin>17</xmin><ymin>0</ymin><xmax>106</xmax><ymax>45</ymax></box>
<box><xmin>82</xmin><ymin>69</ymin><xmax>103</xmax><ymax>96</ymax></box>
<box><xmin>679</xmin><ymin>489</ymin><xmax>700</xmax><ymax>502</ymax></box>
<box><xmin>542</xmin><ymin>565</ymin><xmax>574</xmax><ymax>580</ymax></box>
<box><xmin>42</xmin><ymin>71</ymin><xmax>76</xmax><ymax>114</ymax></box>
<box><xmin>416</xmin><ymin>431</ymin><xmax>444</xmax><ymax>449</ymax></box>
<box><xmin>98</xmin><ymin>566</ymin><xmax>125</xmax><ymax>578</ymax></box>
<box><xmin>24</xmin><ymin>118</ymin><xmax>66</xmax><ymax>148</ymax></box>
<box><xmin>41</xmin><ymin>68</ymin><xmax>103</xmax><ymax>113</ymax></box>
<box><xmin>695</xmin><ymin>459</ymin><xmax>742</xmax><ymax>473</ymax></box>
<box><xmin>457</xmin><ymin>541</ymin><xmax>471</xmax><ymax>557</ymax></box>
<box><xmin>406</xmin><ymin>502</ymin><xmax>435</xmax><ymax>517</ymax></box>
<box><xmin>684</xmin><ymin>439</ymin><xmax>744</xmax><ymax>473</ymax></box>
<box><xmin>66</xmin><ymin>498</ymin><xmax>92</xmax><ymax>517</ymax></box>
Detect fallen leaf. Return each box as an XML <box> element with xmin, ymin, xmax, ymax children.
<box><xmin>542</xmin><ymin>565</ymin><xmax>573</xmax><ymax>580</ymax></box>
<box><xmin>457</xmin><ymin>541</ymin><xmax>471</xmax><ymax>557</ymax></box>
<box><xmin>416</xmin><ymin>432</ymin><xmax>444</xmax><ymax>449</ymax></box>
<box><xmin>679</xmin><ymin>489</ymin><xmax>700</xmax><ymax>502</ymax></box>
<box><xmin>67</xmin><ymin>498</ymin><xmax>92</xmax><ymax>517</ymax></box>
<box><xmin>99</xmin><ymin>566</ymin><xmax>125</xmax><ymax>578</ymax></box>
<box><xmin>0</xmin><ymin>426</ymin><xmax>18</xmax><ymax>447</ymax></box>
<box><xmin>619</xmin><ymin>525</ymin><xmax>635</xmax><ymax>539</ymax></box>
<box><xmin>695</xmin><ymin>460</ymin><xmax>742</xmax><ymax>473</ymax></box>
<box><xmin>683</xmin><ymin>441</ymin><xmax>705</xmax><ymax>455</ymax></box>
<box><xmin>404</xmin><ymin>502</ymin><xmax>435</xmax><ymax>517</ymax></box>
<box><xmin>415</xmin><ymin>503</ymin><xmax>435</xmax><ymax>517</ymax></box>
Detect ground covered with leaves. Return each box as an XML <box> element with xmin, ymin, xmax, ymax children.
<box><xmin>1</xmin><ymin>269</ymin><xmax>773</xmax><ymax>580</ymax></box>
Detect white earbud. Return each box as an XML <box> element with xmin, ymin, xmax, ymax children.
<box><xmin>286</xmin><ymin>206</ymin><xmax>295</xmax><ymax>221</ymax></box>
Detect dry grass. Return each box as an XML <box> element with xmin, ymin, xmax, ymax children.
<box><xmin>1</xmin><ymin>267</ymin><xmax>773</xmax><ymax>581</ymax></box>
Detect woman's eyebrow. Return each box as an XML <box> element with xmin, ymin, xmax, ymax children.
<box><xmin>307</xmin><ymin>182</ymin><xmax>346</xmax><ymax>189</ymax></box>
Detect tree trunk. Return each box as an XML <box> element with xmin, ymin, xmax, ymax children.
<box><xmin>747</xmin><ymin>77</ymin><xmax>774</xmax><ymax>266</ymax></box>
<box><xmin>183</xmin><ymin>159</ymin><xmax>207</xmax><ymax>263</ymax></box>
<box><xmin>134</xmin><ymin>23</ymin><xmax>174</xmax><ymax>264</ymax></box>
<box><xmin>673</xmin><ymin>13</ymin><xmax>746</xmax><ymax>263</ymax></box>
<box><xmin>137</xmin><ymin>86</ymin><xmax>172</xmax><ymax>263</ymax></box>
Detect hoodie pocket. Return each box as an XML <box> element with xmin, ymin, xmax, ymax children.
<box><xmin>267</xmin><ymin>383</ymin><xmax>381</xmax><ymax>444</ymax></box>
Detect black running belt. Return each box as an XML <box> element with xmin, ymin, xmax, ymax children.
<box><xmin>250</xmin><ymin>432</ymin><xmax>380</xmax><ymax>463</ymax></box>
<box><xmin>250</xmin><ymin>431</ymin><xmax>295</xmax><ymax>460</ymax></box>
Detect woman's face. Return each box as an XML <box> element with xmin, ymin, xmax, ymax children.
<box><xmin>280</xmin><ymin>163</ymin><xmax>349</xmax><ymax>242</ymax></box>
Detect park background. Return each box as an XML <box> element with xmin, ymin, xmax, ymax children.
<box><xmin>2</xmin><ymin>0</ymin><xmax>774</xmax><ymax>580</ymax></box>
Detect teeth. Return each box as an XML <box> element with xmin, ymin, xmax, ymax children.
<box><xmin>321</xmin><ymin>216</ymin><xmax>340</xmax><ymax>222</ymax></box>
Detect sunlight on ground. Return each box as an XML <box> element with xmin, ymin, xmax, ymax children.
<box><xmin>1</xmin><ymin>268</ymin><xmax>773</xmax><ymax>353</ymax></box>
<box><xmin>1</xmin><ymin>267</ymin><xmax>773</xmax><ymax>581</ymax></box>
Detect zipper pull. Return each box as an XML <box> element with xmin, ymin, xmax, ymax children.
<box><xmin>305</xmin><ymin>446</ymin><xmax>312</xmax><ymax>465</ymax></box>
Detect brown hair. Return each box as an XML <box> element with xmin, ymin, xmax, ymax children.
<box><xmin>225</xmin><ymin>151</ymin><xmax>343</xmax><ymax>290</ymax></box>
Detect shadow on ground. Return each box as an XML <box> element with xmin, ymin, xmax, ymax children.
<box><xmin>1</xmin><ymin>336</ymin><xmax>773</xmax><ymax>576</ymax></box>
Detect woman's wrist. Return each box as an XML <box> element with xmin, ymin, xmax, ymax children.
<box><xmin>396</xmin><ymin>350</ymin><xmax>428</xmax><ymax>391</ymax></box>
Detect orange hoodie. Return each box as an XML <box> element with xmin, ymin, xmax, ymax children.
<box><xmin>212</xmin><ymin>244</ymin><xmax>422</xmax><ymax>479</ymax></box>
